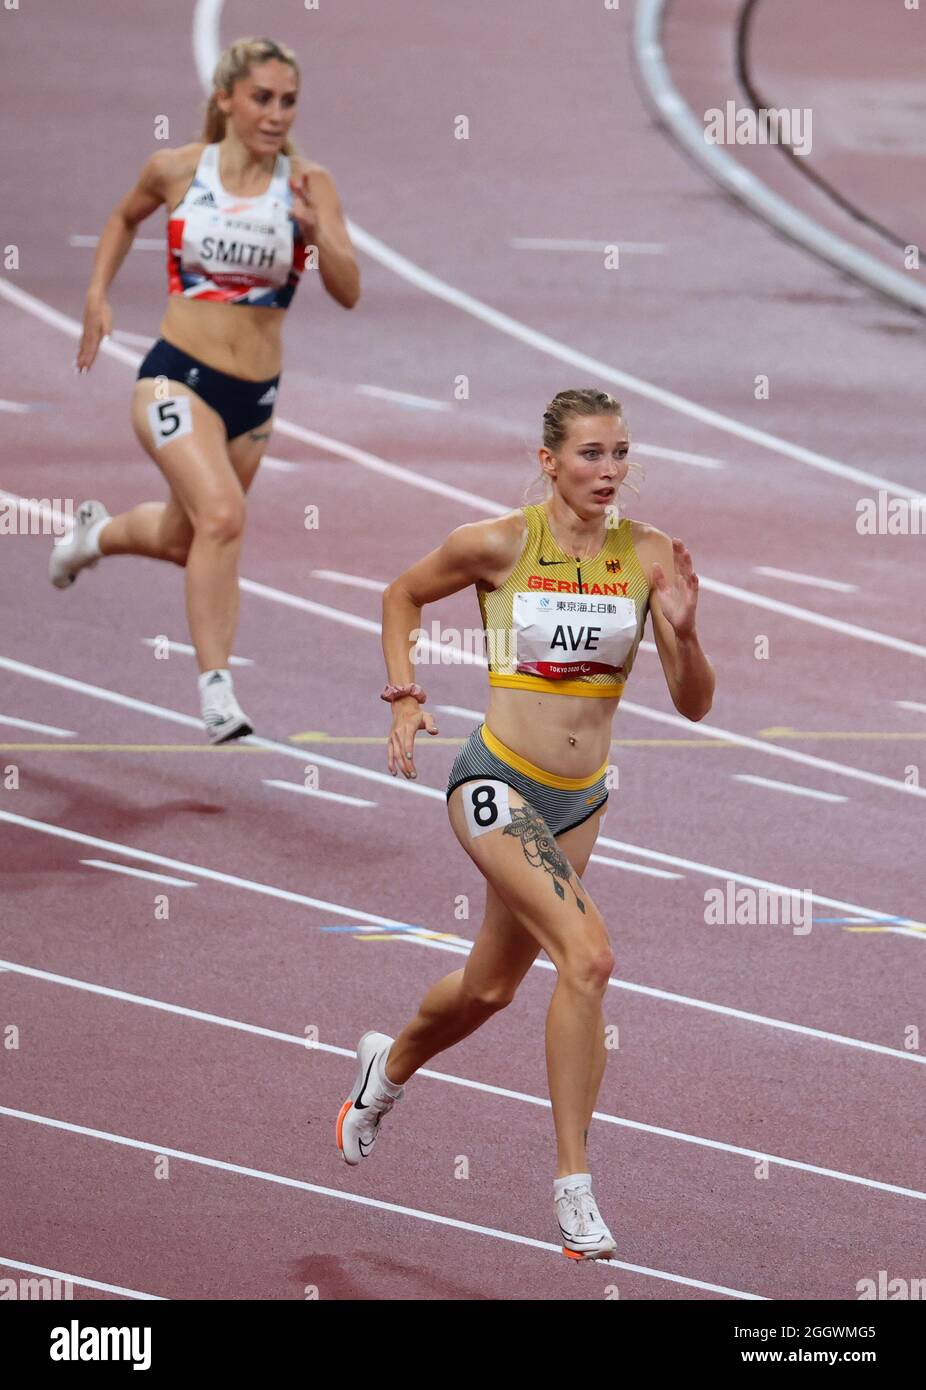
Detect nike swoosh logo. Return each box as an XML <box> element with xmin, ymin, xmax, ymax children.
<box><xmin>538</xmin><ymin>557</ymin><xmax>571</xmax><ymax>566</ymax></box>
<box><xmin>353</xmin><ymin>1051</ymin><xmax>380</xmax><ymax>1110</ymax></box>
<box><xmin>358</xmin><ymin>1134</ymin><xmax>375</xmax><ymax>1154</ymax></box>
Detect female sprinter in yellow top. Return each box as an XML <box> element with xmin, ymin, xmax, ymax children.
<box><xmin>337</xmin><ymin>388</ymin><xmax>715</xmax><ymax>1260</ymax></box>
<box><xmin>52</xmin><ymin>37</ymin><xmax>359</xmax><ymax>741</ymax></box>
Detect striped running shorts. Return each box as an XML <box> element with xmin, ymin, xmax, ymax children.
<box><xmin>446</xmin><ymin>722</ymin><xmax>608</xmax><ymax>838</ymax></box>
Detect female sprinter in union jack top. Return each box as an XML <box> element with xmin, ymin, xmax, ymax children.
<box><xmin>53</xmin><ymin>37</ymin><xmax>359</xmax><ymax>741</ymax></box>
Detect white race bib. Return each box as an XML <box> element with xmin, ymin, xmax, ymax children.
<box><xmin>181</xmin><ymin>204</ymin><xmax>293</xmax><ymax>290</ymax></box>
<box><xmin>512</xmin><ymin>591</ymin><xmax>637</xmax><ymax>679</ymax></box>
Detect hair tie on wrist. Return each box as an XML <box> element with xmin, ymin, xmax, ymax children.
<box><xmin>380</xmin><ymin>683</ymin><xmax>427</xmax><ymax>704</ymax></box>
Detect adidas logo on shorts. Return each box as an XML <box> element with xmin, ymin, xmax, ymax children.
<box><xmin>257</xmin><ymin>385</ymin><xmax>277</xmax><ymax>406</ymax></box>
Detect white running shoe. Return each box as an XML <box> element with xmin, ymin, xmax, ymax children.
<box><xmin>555</xmin><ymin>1176</ymin><xmax>617</xmax><ymax>1261</ymax></box>
<box><xmin>49</xmin><ymin>499</ymin><xmax>110</xmax><ymax>589</ymax></box>
<box><xmin>337</xmin><ymin>1031</ymin><xmax>405</xmax><ymax>1166</ymax></box>
<box><xmin>199</xmin><ymin>670</ymin><xmax>254</xmax><ymax>744</ymax></box>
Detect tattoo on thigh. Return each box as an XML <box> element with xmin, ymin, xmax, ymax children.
<box><xmin>503</xmin><ymin>804</ymin><xmax>586</xmax><ymax>913</ymax></box>
<box><xmin>248</xmin><ymin>428</ymin><xmax>272</xmax><ymax>442</ymax></box>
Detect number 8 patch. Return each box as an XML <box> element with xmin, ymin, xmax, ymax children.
<box><xmin>463</xmin><ymin>780</ymin><xmax>512</xmax><ymax>839</ymax></box>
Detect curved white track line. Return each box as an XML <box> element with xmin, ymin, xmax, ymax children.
<box><xmin>185</xmin><ymin>0</ymin><xmax>925</xmax><ymax>500</ymax></box>
<box><xmin>633</xmin><ymin>0</ymin><xmax>926</xmax><ymax>315</ymax></box>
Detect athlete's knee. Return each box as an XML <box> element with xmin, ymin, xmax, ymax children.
<box><xmin>558</xmin><ymin>928</ymin><xmax>614</xmax><ymax>994</ymax></box>
<box><xmin>162</xmin><ymin>538</ymin><xmax>191</xmax><ymax>567</ymax></box>
<box><xmin>461</xmin><ymin>977</ymin><xmax>518</xmax><ymax>1014</ymax></box>
<box><xmin>196</xmin><ymin>497</ymin><xmax>246</xmax><ymax>546</ymax></box>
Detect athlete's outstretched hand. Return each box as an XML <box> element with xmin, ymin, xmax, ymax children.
<box><xmin>289</xmin><ymin>171</ymin><xmax>320</xmax><ymax>244</ymax></box>
<box><xmin>651</xmin><ymin>537</ymin><xmax>699</xmax><ymax>638</ymax></box>
<box><xmin>76</xmin><ymin>294</ymin><xmax>113</xmax><ymax>373</ymax></box>
<box><xmin>387</xmin><ymin>703</ymin><xmax>438</xmax><ymax>780</ymax></box>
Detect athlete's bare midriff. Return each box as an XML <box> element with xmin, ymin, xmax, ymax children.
<box><xmin>483</xmin><ymin>685</ymin><xmax>621</xmax><ymax>779</ymax></box>
<box><xmin>478</xmin><ymin>514</ymin><xmax>658</xmax><ymax>779</ymax></box>
<box><xmin>155</xmin><ymin>145</ymin><xmax>292</xmax><ymax>381</ymax></box>
<box><xmin>159</xmin><ymin>296</ymin><xmax>285</xmax><ymax>380</ymax></box>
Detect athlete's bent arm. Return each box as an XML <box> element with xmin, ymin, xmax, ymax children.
<box><xmin>381</xmin><ymin>517</ymin><xmax>519</xmax><ymax>778</ymax></box>
<box><xmin>77</xmin><ymin>150</ymin><xmax>176</xmax><ymax>371</ymax></box>
<box><xmin>291</xmin><ymin>162</ymin><xmax>360</xmax><ymax>309</ymax></box>
<box><xmin>647</xmin><ymin>530</ymin><xmax>715</xmax><ymax>721</ymax></box>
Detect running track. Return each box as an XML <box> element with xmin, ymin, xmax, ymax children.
<box><xmin>0</xmin><ymin>0</ymin><xmax>924</xmax><ymax>1301</ymax></box>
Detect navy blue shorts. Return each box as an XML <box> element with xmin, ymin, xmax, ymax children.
<box><xmin>137</xmin><ymin>339</ymin><xmax>280</xmax><ymax>441</ymax></box>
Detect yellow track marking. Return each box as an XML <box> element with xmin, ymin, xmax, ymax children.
<box><xmin>0</xmin><ymin>743</ymin><xmax>261</xmax><ymax>752</ymax></box>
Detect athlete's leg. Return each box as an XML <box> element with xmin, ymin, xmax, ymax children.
<box><xmin>386</xmin><ymin>804</ymin><xmax>604</xmax><ymax>1088</ymax></box>
<box><xmin>385</xmin><ymin>883</ymin><xmax>541</xmax><ymax>1084</ymax></box>
<box><xmin>541</xmin><ymin>809</ymin><xmax>609</xmax><ymax>1176</ymax></box>
<box><xmin>443</xmin><ymin>786</ymin><xmax>610</xmax><ymax>1179</ymax></box>
<box><xmin>103</xmin><ymin>380</ymin><xmax>247</xmax><ymax>672</ymax></box>
<box><xmin>98</xmin><ymin>411</ymin><xmax>271</xmax><ymax>569</ymax></box>
<box><xmin>97</xmin><ymin>494</ymin><xmax>193</xmax><ymax>567</ymax></box>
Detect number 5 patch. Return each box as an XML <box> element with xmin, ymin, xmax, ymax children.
<box><xmin>463</xmin><ymin>780</ymin><xmax>512</xmax><ymax>839</ymax></box>
<box><xmin>147</xmin><ymin>396</ymin><xmax>193</xmax><ymax>448</ymax></box>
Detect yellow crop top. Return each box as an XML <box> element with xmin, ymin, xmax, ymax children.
<box><xmin>478</xmin><ymin>503</ymin><xmax>651</xmax><ymax>698</ymax></box>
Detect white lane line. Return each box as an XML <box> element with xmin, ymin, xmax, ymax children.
<box><xmin>1</xmin><ymin>654</ymin><xmax>922</xmax><ymax>937</ymax></box>
<box><xmin>141</xmin><ymin>637</ymin><xmax>253</xmax><ymax>666</ymax></box>
<box><xmin>339</xmin><ymin>224</ymin><xmax>926</xmax><ymax>498</ymax></box>
<box><xmin>754</xmin><ymin>566</ymin><xmax>857</xmax><ymax>594</ymax></box>
<box><xmin>2</xmin><ymin>792</ymin><xmax>923</xmax><ymax>1055</ymax></box>
<box><xmin>702</xmin><ymin>576</ymin><xmax>926</xmax><ymax>660</ymax></box>
<box><xmin>0</xmin><ymin>713</ymin><xmax>75</xmax><ymax>737</ymax></box>
<box><xmin>68</xmin><ymin>234</ymin><xmax>165</xmax><ymax>251</ymax></box>
<box><xmin>0</xmin><ymin>317</ymin><xmax>921</xmax><ymax>662</ymax></box>
<box><xmin>0</xmin><ymin>399</ymin><xmax>39</xmax><ymax>414</ymax></box>
<box><xmin>0</xmin><ymin>1257</ymin><xmax>165</xmax><ymax>1301</ymax></box>
<box><xmin>594</xmin><ymin>832</ymin><xmax>925</xmax><ymax>940</ymax></box>
<box><xmin>633</xmin><ymin>442</ymin><xmax>725</xmax><ymax>469</ymax></box>
<box><xmin>311</xmin><ymin>569</ymin><xmax>387</xmax><ymax>592</ymax></box>
<box><xmin>0</xmin><ymin>1101</ymin><xmax>763</xmax><ymax>1297</ymax></box>
<box><xmin>263</xmin><ymin>779</ymin><xmax>376</xmax><ymax>808</ymax></box>
<box><xmin>633</xmin><ymin>1</ymin><xmax>926</xmax><ymax>317</ymax></box>
<box><xmin>3</xmin><ymin>238</ymin><xmax>924</xmax><ymax>515</ymax></box>
<box><xmin>588</xmin><ymin>854</ymin><xmax>683</xmax><ymax>879</ymax></box>
<box><xmin>271</xmin><ymin>415</ymin><xmax>500</xmax><ymax>510</ymax></box>
<box><xmin>896</xmin><ymin>701</ymin><xmax>926</xmax><ymax>715</ymax></box>
<box><xmin>356</xmin><ymin>384</ymin><xmax>452</xmax><ymax>411</ymax></box>
<box><xmin>731</xmin><ymin>775</ymin><xmax>848</xmax><ymax>804</ymax></box>
<box><xmin>0</xmin><ymin>649</ymin><xmax>444</xmax><ymax>799</ymax></box>
<box><xmin>6</xmin><ymin>956</ymin><xmax>922</xmax><ymax>1199</ymax></box>
<box><xmin>618</xmin><ymin>698</ymin><xmax>926</xmax><ymax>801</ymax></box>
<box><xmin>0</xmin><ymin>808</ymin><xmax>410</xmax><ymax>928</ymax></box>
<box><xmin>111</xmin><ymin>328</ymin><xmax>156</xmax><ymax>350</ymax></box>
<box><xmin>260</xmin><ymin>455</ymin><xmax>300</xmax><ymax>473</ymax></box>
<box><xmin>80</xmin><ymin>859</ymin><xmax>197</xmax><ymax>887</ymax></box>
<box><xmin>509</xmin><ymin>238</ymin><xmax>668</xmax><ymax>253</ymax></box>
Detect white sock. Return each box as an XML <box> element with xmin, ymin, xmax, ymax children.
<box><xmin>198</xmin><ymin>668</ymin><xmax>231</xmax><ymax>694</ymax></box>
<box><xmin>376</xmin><ymin>1048</ymin><xmax>404</xmax><ymax>1097</ymax></box>
<box><xmin>554</xmin><ymin>1172</ymin><xmax>592</xmax><ymax>1199</ymax></box>
<box><xmin>83</xmin><ymin>516</ymin><xmax>109</xmax><ymax>558</ymax></box>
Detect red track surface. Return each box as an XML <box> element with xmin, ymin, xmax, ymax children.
<box><xmin>1</xmin><ymin>0</ymin><xmax>924</xmax><ymax>1300</ymax></box>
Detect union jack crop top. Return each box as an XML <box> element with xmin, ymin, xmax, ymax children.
<box><xmin>167</xmin><ymin>144</ymin><xmax>306</xmax><ymax>309</ymax></box>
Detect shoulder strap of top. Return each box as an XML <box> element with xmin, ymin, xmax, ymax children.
<box><xmin>271</xmin><ymin>153</ymin><xmax>292</xmax><ymax>200</ymax></box>
<box><xmin>523</xmin><ymin>502</ymin><xmax>544</xmax><ymax>550</ymax></box>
